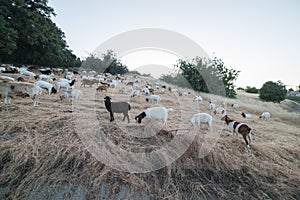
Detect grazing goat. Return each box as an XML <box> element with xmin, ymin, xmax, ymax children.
<box><xmin>232</xmin><ymin>103</ymin><xmax>239</xmax><ymax>110</ymax></box>
<box><xmin>259</xmin><ymin>112</ymin><xmax>271</xmax><ymax>120</ymax></box>
<box><xmin>57</xmin><ymin>79</ymin><xmax>76</xmax><ymax>92</ymax></box>
<box><xmin>135</xmin><ymin>107</ymin><xmax>173</xmax><ymax>129</ymax></box>
<box><xmin>221</xmin><ymin>115</ymin><xmax>253</xmax><ymax>149</ymax></box>
<box><xmin>35</xmin><ymin>80</ymin><xmax>57</xmax><ymax>95</ymax></box>
<box><xmin>214</xmin><ymin>107</ymin><xmax>226</xmax><ymax>116</ymax></box>
<box><xmin>146</xmin><ymin>95</ymin><xmax>161</xmax><ymax>104</ymax></box>
<box><xmin>0</xmin><ymin>81</ymin><xmax>42</xmax><ymax>106</ymax></box>
<box><xmin>241</xmin><ymin>112</ymin><xmax>252</xmax><ymax>119</ymax></box>
<box><xmin>190</xmin><ymin>113</ymin><xmax>213</xmax><ymax>131</ymax></box>
<box><xmin>96</xmin><ymin>85</ymin><xmax>108</xmax><ymax>92</ymax></box>
<box><xmin>60</xmin><ymin>89</ymin><xmax>82</xmax><ymax>103</ymax></box>
<box><xmin>39</xmin><ymin>74</ymin><xmax>55</xmax><ymax>82</ymax></box>
<box><xmin>130</xmin><ymin>90</ymin><xmax>140</xmax><ymax>98</ymax></box>
<box><xmin>104</xmin><ymin>96</ymin><xmax>131</xmax><ymax>123</ymax></box>
<box><xmin>193</xmin><ymin>96</ymin><xmax>203</xmax><ymax>102</ymax></box>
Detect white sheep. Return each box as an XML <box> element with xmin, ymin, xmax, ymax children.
<box><xmin>259</xmin><ymin>112</ymin><xmax>271</xmax><ymax>120</ymax></box>
<box><xmin>60</xmin><ymin>89</ymin><xmax>82</xmax><ymax>103</ymax></box>
<box><xmin>0</xmin><ymin>81</ymin><xmax>42</xmax><ymax>106</ymax></box>
<box><xmin>190</xmin><ymin>113</ymin><xmax>213</xmax><ymax>131</ymax></box>
<box><xmin>135</xmin><ymin>107</ymin><xmax>173</xmax><ymax>129</ymax></box>
<box><xmin>146</xmin><ymin>95</ymin><xmax>161</xmax><ymax>104</ymax></box>
<box><xmin>35</xmin><ymin>80</ymin><xmax>57</xmax><ymax>95</ymax></box>
<box><xmin>193</xmin><ymin>95</ymin><xmax>203</xmax><ymax>102</ymax></box>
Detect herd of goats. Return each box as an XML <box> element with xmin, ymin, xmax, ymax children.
<box><xmin>0</xmin><ymin>65</ymin><xmax>271</xmax><ymax>150</ymax></box>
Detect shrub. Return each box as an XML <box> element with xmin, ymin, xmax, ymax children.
<box><xmin>259</xmin><ymin>81</ymin><xmax>287</xmax><ymax>103</ymax></box>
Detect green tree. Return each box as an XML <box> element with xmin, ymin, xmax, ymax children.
<box><xmin>81</xmin><ymin>50</ymin><xmax>129</xmax><ymax>75</ymax></box>
<box><xmin>161</xmin><ymin>57</ymin><xmax>240</xmax><ymax>98</ymax></box>
<box><xmin>259</xmin><ymin>81</ymin><xmax>287</xmax><ymax>103</ymax></box>
<box><xmin>0</xmin><ymin>0</ymin><xmax>80</xmax><ymax>68</ymax></box>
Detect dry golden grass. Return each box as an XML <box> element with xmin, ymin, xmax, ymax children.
<box><xmin>0</xmin><ymin>75</ymin><xmax>299</xmax><ymax>199</ymax></box>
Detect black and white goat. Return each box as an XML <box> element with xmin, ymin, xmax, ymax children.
<box><xmin>104</xmin><ymin>96</ymin><xmax>131</xmax><ymax>123</ymax></box>
<box><xmin>135</xmin><ymin>107</ymin><xmax>173</xmax><ymax>129</ymax></box>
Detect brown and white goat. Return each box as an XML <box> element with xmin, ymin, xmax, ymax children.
<box><xmin>221</xmin><ymin>115</ymin><xmax>253</xmax><ymax>149</ymax></box>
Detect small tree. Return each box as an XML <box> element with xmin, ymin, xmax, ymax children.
<box><xmin>259</xmin><ymin>81</ymin><xmax>287</xmax><ymax>103</ymax></box>
<box><xmin>245</xmin><ymin>86</ymin><xmax>259</xmax><ymax>94</ymax></box>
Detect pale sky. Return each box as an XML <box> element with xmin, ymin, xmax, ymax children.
<box><xmin>49</xmin><ymin>0</ymin><xmax>300</xmax><ymax>89</ymax></box>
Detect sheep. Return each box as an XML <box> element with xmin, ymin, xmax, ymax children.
<box><xmin>104</xmin><ymin>96</ymin><xmax>131</xmax><ymax>123</ymax></box>
<box><xmin>190</xmin><ymin>113</ymin><xmax>213</xmax><ymax>131</ymax></box>
<box><xmin>60</xmin><ymin>89</ymin><xmax>82</xmax><ymax>103</ymax></box>
<box><xmin>146</xmin><ymin>95</ymin><xmax>161</xmax><ymax>104</ymax></box>
<box><xmin>221</xmin><ymin>115</ymin><xmax>253</xmax><ymax>149</ymax></box>
<box><xmin>232</xmin><ymin>103</ymin><xmax>239</xmax><ymax>110</ymax></box>
<box><xmin>35</xmin><ymin>80</ymin><xmax>57</xmax><ymax>95</ymax></box>
<box><xmin>96</xmin><ymin>85</ymin><xmax>108</xmax><ymax>92</ymax></box>
<box><xmin>135</xmin><ymin>107</ymin><xmax>173</xmax><ymax>129</ymax></box>
<box><xmin>259</xmin><ymin>112</ymin><xmax>271</xmax><ymax>120</ymax></box>
<box><xmin>57</xmin><ymin>79</ymin><xmax>76</xmax><ymax>92</ymax></box>
<box><xmin>0</xmin><ymin>81</ymin><xmax>42</xmax><ymax>106</ymax></box>
<box><xmin>214</xmin><ymin>107</ymin><xmax>226</xmax><ymax>116</ymax></box>
<box><xmin>193</xmin><ymin>95</ymin><xmax>203</xmax><ymax>102</ymax></box>
<box><xmin>241</xmin><ymin>112</ymin><xmax>252</xmax><ymax>119</ymax></box>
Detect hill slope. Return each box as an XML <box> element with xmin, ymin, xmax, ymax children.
<box><xmin>0</xmin><ymin>75</ymin><xmax>299</xmax><ymax>199</ymax></box>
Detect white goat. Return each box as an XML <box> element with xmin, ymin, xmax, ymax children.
<box><xmin>39</xmin><ymin>74</ymin><xmax>55</xmax><ymax>82</ymax></box>
<box><xmin>209</xmin><ymin>102</ymin><xmax>216</xmax><ymax>111</ymax></box>
<box><xmin>35</xmin><ymin>80</ymin><xmax>57</xmax><ymax>95</ymax></box>
<box><xmin>19</xmin><ymin>68</ymin><xmax>37</xmax><ymax>80</ymax></box>
<box><xmin>60</xmin><ymin>89</ymin><xmax>82</xmax><ymax>103</ymax></box>
<box><xmin>130</xmin><ymin>89</ymin><xmax>140</xmax><ymax>98</ymax></box>
<box><xmin>0</xmin><ymin>81</ymin><xmax>42</xmax><ymax>106</ymax></box>
<box><xmin>56</xmin><ymin>79</ymin><xmax>76</xmax><ymax>92</ymax></box>
<box><xmin>214</xmin><ymin>107</ymin><xmax>226</xmax><ymax>116</ymax></box>
<box><xmin>135</xmin><ymin>107</ymin><xmax>173</xmax><ymax>129</ymax></box>
<box><xmin>193</xmin><ymin>95</ymin><xmax>203</xmax><ymax>102</ymax></box>
<box><xmin>142</xmin><ymin>87</ymin><xmax>150</xmax><ymax>95</ymax></box>
<box><xmin>232</xmin><ymin>103</ymin><xmax>239</xmax><ymax>110</ymax></box>
<box><xmin>241</xmin><ymin>112</ymin><xmax>252</xmax><ymax>119</ymax></box>
<box><xmin>190</xmin><ymin>113</ymin><xmax>213</xmax><ymax>131</ymax></box>
<box><xmin>259</xmin><ymin>112</ymin><xmax>271</xmax><ymax>120</ymax></box>
<box><xmin>146</xmin><ymin>95</ymin><xmax>161</xmax><ymax>104</ymax></box>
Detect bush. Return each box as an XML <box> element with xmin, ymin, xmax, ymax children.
<box><xmin>259</xmin><ymin>81</ymin><xmax>287</xmax><ymax>103</ymax></box>
<box><xmin>245</xmin><ymin>86</ymin><xmax>259</xmax><ymax>94</ymax></box>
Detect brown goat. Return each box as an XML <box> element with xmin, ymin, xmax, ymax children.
<box><xmin>221</xmin><ymin>115</ymin><xmax>253</xmax><ymax>149</ymax></box>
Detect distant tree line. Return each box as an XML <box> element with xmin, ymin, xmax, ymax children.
<box><xmin>81</xmin><ymin>50</ymin><xmax>129</xmax><ymax>75</ymax></box>
<box><xmin>161</xmin><ymin>57</ymin><xmax>240</xmax><ymax>98</ymax></box>
<box><xmin>0</xmin><ymin>0</ymin><xmax>81</xmax><ymax>68</ymax></box>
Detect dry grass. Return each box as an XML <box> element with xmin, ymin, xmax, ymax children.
<box><xmin>0</xmin><ymin>75</ymin><xmax>299</xmax><ymax>199</ymax></box>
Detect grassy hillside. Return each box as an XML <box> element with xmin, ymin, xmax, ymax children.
<box><xmin>0</xmin><ymin>74</ymin><xmax>299</xmax><ymax>199</ymax></box>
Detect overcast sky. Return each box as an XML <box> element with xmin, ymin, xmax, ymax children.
<box><xmin>49</xmin><ymin>0</ymin><xmax>300</xmax><ymax>89</ymax></box>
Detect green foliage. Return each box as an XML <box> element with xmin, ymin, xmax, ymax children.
<box><xmin>245</xmin><ymin>86</ymin><xmax>259</xmax><ymax>94</ymax></box>
<box><xmin>259</xmin><ymin>81</ymin><xmax>287</xmax><ymax>103</ymax></box>
<box><xmin>286</xmin><ymin>96</ymin><xmax>300</xmax><ymax>103</ymax></box>
<box><xmin>81</xmin><ymin>50</ymin><xmax>129</xmax><ymax>75</ymax></box>
<box><xmin>0</xmin><ymin>0</ymin><xmax>81</xmax><ymax>68</ymax></box>
<box><xmin>160</xmin><ymin>57</ymin><xmax>240</xmax><ymax>98</ymax></box>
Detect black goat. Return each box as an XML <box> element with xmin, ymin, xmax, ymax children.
<box><xmin>104</xmin><ymin>96</ymin><xmax>131</xmax><ymax>123</ymax></box>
